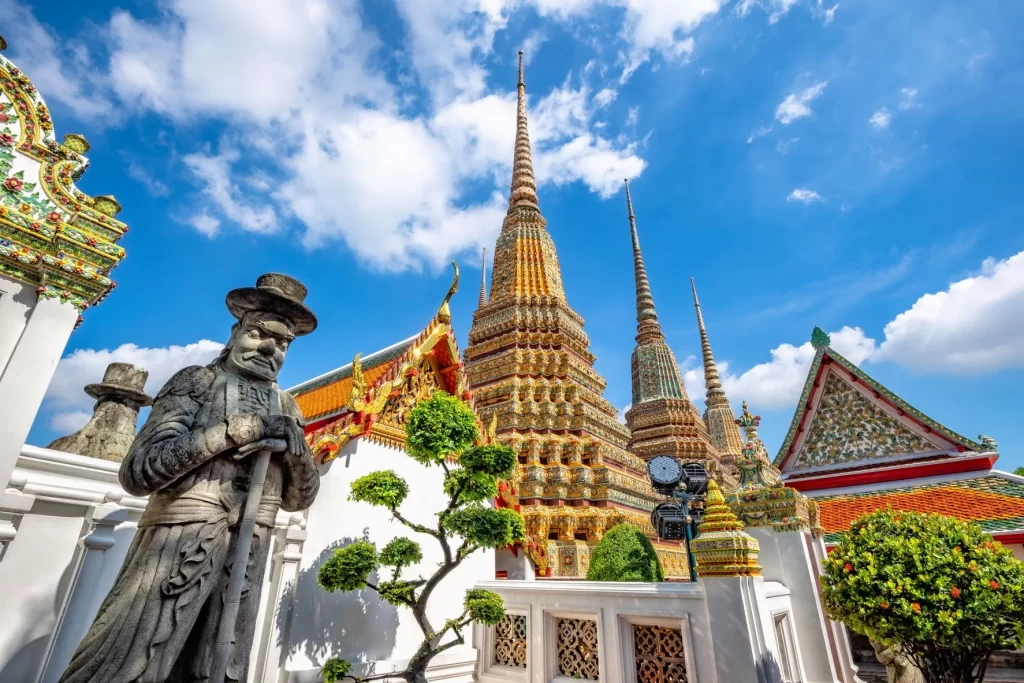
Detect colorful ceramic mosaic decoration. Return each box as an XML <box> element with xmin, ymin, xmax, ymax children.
<box><xmin>690</xmin><ymin>480</ymin><xmax>762</xmax><ymax>577</ymax></box>
<box><xmin>462</xmin><ymin>54</ymin><xmax>690</xmax><ymax>578</ymax></box>
<box><xmin>0</xmin><ymin>46</ymin><xmax>128</xmax><ymax>323</ymax></box>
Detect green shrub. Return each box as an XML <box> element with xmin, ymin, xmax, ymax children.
<box><xmin>586</xmin><ymin>523</ymin><xmax>664</xmax><ymax>582</ymax></box>
<box><xmin>823</xmin><ymin>509</ymin><xmax>1024</xmax><ymax>683</ymax></box>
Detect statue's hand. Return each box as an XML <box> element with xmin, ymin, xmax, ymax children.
<box><xmin>261</xmin><ymin>414</ymin><xmax>307</xmax><ymax>459</ymax></box>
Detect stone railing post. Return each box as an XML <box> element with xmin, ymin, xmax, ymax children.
<box><xmin>0</xmin><ymin>471</ymin><xmax>35</xmax><ymax>562</ymax></box>
<box><xmin>38</xmin><ymin>496</ymin><xmax>128</xmax><ymax>683</ymax></box>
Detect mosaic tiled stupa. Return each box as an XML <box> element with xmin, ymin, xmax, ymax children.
<box><xmin>464</xmin><ymin>54</ymin><xmax>689</xmax><ymax>578</ymax></box>
<box><xmin>621</xmin><ymin>181</ymin><xmax>734</xmax><ymax>488</ymax></box>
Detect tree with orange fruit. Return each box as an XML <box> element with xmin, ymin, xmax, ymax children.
<box><xmin>822</xmin><ymin>509</ymin><xmax>1024</xmax><ymax>683</ymax></box>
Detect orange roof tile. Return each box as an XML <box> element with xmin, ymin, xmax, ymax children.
<box><xmin>816</xmin><ymin>476</ymin><xmax>1024</xmax><ymax>536</ymax></box>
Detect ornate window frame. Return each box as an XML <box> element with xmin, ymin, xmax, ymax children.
<box><xmin>479</xmin><ymin>604</ymin><xmax>531</xmax><ymax>683</ymax></box>
<box><xmin>544</xmin><ymin>609</ymin><xmax>606</xmax><ymax>683</ymax></box>
<box><xmin>614</xmin><ymin>610</ymin><xmax>699</xmax><ymax>683</ymax></box>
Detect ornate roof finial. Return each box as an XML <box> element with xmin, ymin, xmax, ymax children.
<box><xmin>626</xmin><ymin>179</ymin><xmax>662</xmax><ymax>343</ymax></box>
<box><xmin>478</xmin><ymin>247</ymin><xmax>488</xmax><ymax>308</ymax></box>
<box><xmin>437</xmin><ymin>261</ymin><xmax>459</xmax><ymax>325</ymax></box>
<box><xmin>811</xmin><ymin>326</ymin><xmax>831</xmax><ymax>349</ymax></box>
<box><xmin>736</xmin><ymin>400</ymin><xmax>762</xmax><ymax>442</ymax></box>
<box><xmin>508</xmin><ymin>50</ymin><xmax>539</xmax><ymax>211</ymax></box>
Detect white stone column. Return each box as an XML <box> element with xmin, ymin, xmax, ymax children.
<box><xmin>703</xmin><ymin>575</ymin><xmax>781</xmax><ymax>683</ymax></box>
<box><xmin>38</xmin><ymin>499</ymin><xmax>128</xmax><ymax>683</ymax></box>
<box><xmin>252</xmin><ymin>513</ymin><xmax>308</xmax><ymax>683</ymax></box>
<box><xmin>750</xmin><ymin>528</ymin><xmax>842</xmax><ymax>683</ymax></box>
<box><xmin>0</xmin><ymin>295</ymin><xmax>79</xmax><ymax>492</ymax></box>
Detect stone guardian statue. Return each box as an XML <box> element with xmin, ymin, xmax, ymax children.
<box><xmin>46</xmin><ymin>362</ymin><xmax>154</xmax><ymax>462</ymax></box>
<box><xmin>59</xmin><ymin>273</ymin><xmax>320</xmax><ymax>683</ymax></box>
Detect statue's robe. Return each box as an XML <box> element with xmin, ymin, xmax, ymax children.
<box><xmin>59</xmin><ymin>362</ymin><xmax>320</xmax><ymax>683</ymax></box>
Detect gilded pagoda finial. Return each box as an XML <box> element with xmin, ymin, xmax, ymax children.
<box><xmin>478</xmin><ymin>247</ymin><xmax>488</xmax><ymax>308</ymax></box>
<box><xmin>690</xmin><ymin>480</ymin><xmax>761</xmax><ymax>577</ymax></box>
<box><xmin>626</xmin><ymin>179</ymin><xmax>662</xmax><ymax>342</ymax></box>
<box><xmin>508</xmin><ymin>50</ymin><xmax>539</xmax><ymax>211</ymax></box>
<box><xmin>438</xmin><ymin>261</ymin><xmax>459</xmax><ymax>325</ymax></box>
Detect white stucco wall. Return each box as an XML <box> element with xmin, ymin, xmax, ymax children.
<box><xmin>281</xmin><ymin>436</ymin><xmax>493</xmax><ymax>683</ymax></box>
<box><xmin>0</xmin><ymin>273</ymin><xmax>35</xmax><ymax>376</ymax></box>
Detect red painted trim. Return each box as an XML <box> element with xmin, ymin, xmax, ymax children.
<box><xmin>993</xmin><ymin>532</ymin><xmax>1024</xmax><ymax>545</ymax></box>
<box><xmin>788</xmin><ymin>454</ymin><xmax>997</xmax><ymax>492</ymax></box>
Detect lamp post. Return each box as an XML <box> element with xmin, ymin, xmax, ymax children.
<box><xmin>646</xmin><ymin>456</ymin><xmax>709</xmax><ymax>582</ymax></box>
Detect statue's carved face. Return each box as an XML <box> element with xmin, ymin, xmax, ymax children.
<box><xmin>226</xmin><ymin>312</ymin><xmax>295</xmax><ymax>381</ymax></box>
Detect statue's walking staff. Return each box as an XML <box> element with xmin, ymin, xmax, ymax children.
<box><xmin>209</xmin><ymin>448</ymin><xmax>272</xmax><ymax>683</ymax></box>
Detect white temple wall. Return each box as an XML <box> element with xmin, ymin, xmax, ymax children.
<box><xmin>474</xmin><ymin>579</ymin><xmax>719</xmax><ymax>683</ymax></box>
<box><xmin>279</xmin><ymin>436</ymin><xmax>492</xmax><ymax>683</ymax></box>
<box><xmin>0</xmin><ymin>273</ymin><xmax>35</xmax><ymax>375</ymax></box>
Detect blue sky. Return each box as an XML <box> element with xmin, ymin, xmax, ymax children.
<box><xmin>10</xmin><ymin>0</ymin><xmax>1024</xmax><ymax>471</ymax></box>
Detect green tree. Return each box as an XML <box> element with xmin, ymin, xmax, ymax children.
<box><xmin>1013</xmin><ymin>466</ymin><xmax>1024</xmax><ymax>477</ymax></box>
<box><xmin>822</xmin><ymin>509</ymin><xmax>1024</xmax><ymax>683</ymax></box>
<box><xmin>586</xmin><ymin>523</ymin><xmax>664</xmax><ymax>582</ymax></box>
<box><xmin>317</xmin><ymin>392</ymin><xmax>525</xmax><ymax>683</ymax></box>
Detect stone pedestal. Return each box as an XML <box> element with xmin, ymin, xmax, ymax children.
<box><xmin>751</xmin><ymin>528</ymin><xmax>843</xmax><ymax>683</ymax></box>
<box><xmin>704</xmin><ymin>575</ymin><xmax>782</xmax><ymax>683</ymax></box>
<box><xmin>0</xmin><ymin>294</ymin><xmax>79</xmax><ymax>492</ymax></box>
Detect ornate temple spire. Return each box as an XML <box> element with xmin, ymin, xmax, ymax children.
<box><xmin>478</xmin><ymin>247</ymin><xmax>488</xmax><ymax>308</ymax></box>
<box><xmin>508</xmin><ymin>50</ymin><xmax>539</xmax><ymax>211</ymax></box>
<box><xmin>626</xmin><ymin>179</ymin><xmax>663</xmax><ymax>345</ymax></box>
<box><xmin>690</xmin><ymin>278</ymin><xmax>745</xmax><ymax>459</ymax></box>
<box><xmin>624</xmin><ymin>181</ymin><xmax>687</xmax><ymax>407</ymax></box>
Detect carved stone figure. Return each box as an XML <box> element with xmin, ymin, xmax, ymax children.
<box><xmin>871</xmin><ymin>639</ymin><xmax>925</xmax><ymax>683</ymax></box>
<box><xmin>59</xmin><ymin>273</ymin><xmax>320</xmax><ymax>683</ymax></box>
<box><xmin>46</xmin><ymin>362</ymin><xmax>153</xmax><ymax>462</ymax></box>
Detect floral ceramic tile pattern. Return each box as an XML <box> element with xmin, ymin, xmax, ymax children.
<box><xmin>791</xmin><ymin>372</ymin><xmax>938</xmax><ymax>471</ymax></box>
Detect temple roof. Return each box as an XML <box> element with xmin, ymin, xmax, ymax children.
<box><xmin>775</xmin><ymin>327</ymin><xmax>983</xmax><ymax>476</ymax></box>
<box><xmin>289</xmin><ymin>335</ymin><xmax>418</xmax><ymax>423</ymax></box>
<box><xmin>812</xmin><ymin>472</ymin><xmax>1024</xmax><ymax>544</ymax></box>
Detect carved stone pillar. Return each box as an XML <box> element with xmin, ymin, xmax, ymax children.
<box><xmin>39</xmin><ymin>499</ymin><xmax>128</xmax><ymax>683</ymax></box>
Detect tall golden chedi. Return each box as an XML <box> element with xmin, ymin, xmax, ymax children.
<box><xmin>622</xmin><ymin>181</ymin><xmax>733</xmax><ymax>490</ymax></box>
<box><xmin>464</xmin><ymin>53</ymin><xmax>690</xmax><ymax>578</ymax></box>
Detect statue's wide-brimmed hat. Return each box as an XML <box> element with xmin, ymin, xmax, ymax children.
<box><xmin>85</xmin><ymin>362</ymin><xmax>153</xmax><ymax>406</ymax></box>
<box><xmin>226</xmin><ymin>272</ymin><xmax>317</xmax><ymax>335</ymax></box>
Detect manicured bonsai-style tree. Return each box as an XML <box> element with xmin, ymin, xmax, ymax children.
<box><xmin>822</xmin><ymin>509</ymin><xmax>1024</xmax><ymax>683</ymax></box>
<box><xmin>586</xmin><ymin>523</ymin><xmax>665</xmax><ymax>582</ymax></box>
<box><xmin>317</xmin><ymin>392</ymin><xmax>525</xmax><ymax>683</ymax></box>
<box><xmin>1013</xmin><ymin>466</ymin><xmax>1024</xmax><ymax>477</ymax></box>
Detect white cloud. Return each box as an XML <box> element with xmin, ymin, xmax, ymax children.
<box><xmin>869</xmin><ymin>107</ymin><xmax>892</xmax><ymax>129</ymax></box>
<box><xmin>747</xmin><ymin>125</ymin><xmax>772</xmax><ymax>143</ymax></box>
<box><xmin>50</xmin><ymin>411</ymin><xmax>93</xmax><ymax>434</ymax></box>
<box><xmin>594</xmin><ymin>88</ymin><xmax>618</xmax><ymax>108</ymax></box>
<box><xmin>876</xmin><ymin>251</ymin><xmax>1024</xmax><ymax>373</ymax></box>
<box><xmin>816</xmin><ymin>0</ymin><xmax>839</xmax><ymax>25</ymax></box>
<box><xmin>187</xmin><ymin>213</ymin><xmax>222</xmax><ymax>238</ymax></box>
<box><xmin>184</xmin><ymin>148</ymin><xmax>278</xmax><ymax>235</ymax></box>
<box><xmin>736</xmin><ymin>0</ymin><xmax>800</xmax><ymax>25</ymax></box>
<box><xmin>626</xmin><ymin>106</ymin><xmax>640</xmax><ymax>126</ymax></box>
<box><xmin>617</xmin><ymin>403</ymin><xmax>631</xmax><ymax>423</ymax></box>
<box><xmin>775</xmin><ymin>81</ymin><xmax>828</xmax><ymax>125</ymax></box>
<box><xmin>899</xmin><ymin>87</ymin><xmax>919</xmax><ymax>110</ymax></box>
<box><xmin>688</xmin><ymin>327</ymin><xmax>877</xmax><ymax>411</ymax></box>
<box><xmin>126</xmin><ymin>161</ymin><xmax>171</xmax><ymax>197</ymax></box>
<box><xmin>776</xmin><ymin>137</ymin><xmax>799</xmax><ymax>153</ymax></box>
<box><xmin>787</xmin><ymin>188</ymin><xmax>823</xmax><ymax>204</ymax></box>
<box><xmin>43</xmin><ymin>340</ymin><xmax>224</xmax><ymax>433</ymax></box>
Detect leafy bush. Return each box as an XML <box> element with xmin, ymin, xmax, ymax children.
<box><xmin>586</xmin><ymin>523</ymin><xmax>664</xmax><ymax>582</ymax></box>
<box><xmin>318</xmin><ymin>391</ymin><xmax>525</xmax><ymax>683</ymax></box>
<box><xmin>822</xmin><ymin>509</ymin><xmax>1024</xmax><ymax>683</ymax></box>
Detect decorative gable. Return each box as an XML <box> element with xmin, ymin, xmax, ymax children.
<box><xmin>789</xmin><ymin>371</ymin><xmax>941</xmax><ymax>471</ymax></box>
